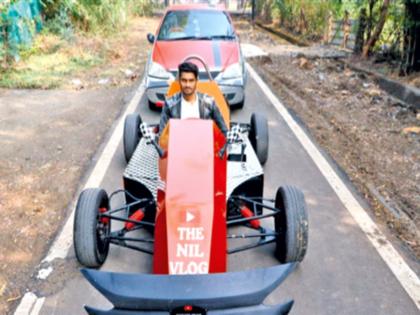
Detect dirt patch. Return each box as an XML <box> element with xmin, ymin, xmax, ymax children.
<box><xmin>347</xmin><ymin>55</ymin><xmax>420</xmax><ymax>90</ymax></box>
<box><xmin>234</xmin><ymin>17</ymin><xmax>419</xmax><ymax>259</ymax></box>
<box><xmin>0</xmin><ymin>88</ymin><xmax>129</xmax><ymax>313</ymax></box>
<box><xmin>249</xmin><ymin>54</ymin><xmax>419</xmax><ymax>258</ymax></box>
<box><xmin>0</xmin><ymin>17</ymin><xmax>158</xmax><ymax>90</ymax></box>
<box><xmin>0</xmin><ymin>16</ymin><xmax>159</xmax><ymax>315</ymax></box>
<box><xmin>234</xmin><ymin>19</ymin><xmax>290</xmax><ymax>49</ymax></box>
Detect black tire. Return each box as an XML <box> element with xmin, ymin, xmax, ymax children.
<box><xmin>123</xmin><ymin>113</ymin><xmax>142</xmax><ymax>163</ymax></box>
<box><xmin>231</xmin><ymin>98</ymin><xmax>245</xmax><ymax>110</ymax></box>
<box><xmin>249</xmin><ymin>112</ymin><xmax>269</xmax><ymax>165</ymax></box>
<box><xmin>73</xmin><ymin>188</ymin><xmax>110</xmax><ymax>268</ymax></box>
<box><xmin>275</xmin><ymin>186</ymin><xmax>308</xmax><ymax>263</ymax></box>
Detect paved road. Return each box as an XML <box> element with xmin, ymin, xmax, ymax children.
<box><xmin>37</xmin><ymin>74</ymin><xmax>419</xmax><ymax>315</ymax></box>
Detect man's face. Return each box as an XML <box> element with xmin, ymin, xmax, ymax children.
<box><xmin>179</xmin><ymin>71</ymin><xmax>198</xmax><ymax>97</ymax></box>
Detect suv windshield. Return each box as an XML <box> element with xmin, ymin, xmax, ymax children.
<box><xmin>157</xmin><ymin>10</ymin><xmax>235</xmax><ymax>41</ymax></box>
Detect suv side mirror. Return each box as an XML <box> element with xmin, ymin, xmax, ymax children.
<box><xmin>147</xmin><ymin>33</ymin><xmax>155</xmax><ymax>44</ymax></box>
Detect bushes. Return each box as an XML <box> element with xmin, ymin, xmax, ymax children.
<box><xmin>0</xmin><ymin>0</ymin><xmax>157</xmax><ymax>67</ymax></box>
<box><xmin>257</xmin><ymin>0</ymin><xmax>409</xmax><ymax>52</ymax></box>
<box><xmin>256</xmin><ymin>0</ymin><xmax>337</xmax><ymax>39</ymax></box>
<box><xmin>42</xmin><ymin>0</ymin><xmax>155</xmax><ymax>34</ymax></box>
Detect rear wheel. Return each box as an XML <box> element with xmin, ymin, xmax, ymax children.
<box><xmin>123</xmin><ymin>113</ymin><xmax>142</xmax><ymax>163</ymax></box>
<box><xmin>274</xmin><ymin>186</ymin><xmax>308</xmax><ymax>263</ymax></box>
<box><xmin>74</xmin><ymin>188</ymin><xmax>110</xmax><ymax>268</ymax></box>
<box><xmin>249</xmin><ymin>113</ymin><xmax>269</xmax><ymax>165</ymax></box>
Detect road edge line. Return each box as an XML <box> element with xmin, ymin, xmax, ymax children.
<box><xmin>43</xmin><ymin>83</ymin><xmax>145</xmax><ymax>264</ymax></box>
<box><xmin>13</xmin><ymin>82</ymin><xmax>145</xmax><ymax>315</ymax></box>
<box><xmin>246</xmin><ymin>62</ymin><xmax>420</xmax><ymax>309</ymax></box>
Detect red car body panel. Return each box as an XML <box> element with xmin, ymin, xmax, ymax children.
<box><xmin>153</xmin><ymin>119</ymin><xmax>227</xmax><ymax>274</ymax></box>
<box><xmin>152</xmin><ymin>40</ymin><xmax>239</xmax><ymax>71</ymax></box>
<box><xmin>151</xmin><ymin>5</ymin><xmax>239</xmax><ymax>72</ymax></box>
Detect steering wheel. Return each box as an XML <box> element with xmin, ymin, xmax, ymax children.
<box><xmin>179</xmin><ymin>55</ymin><xmax>214</xmax><ymax>81</ymax></box>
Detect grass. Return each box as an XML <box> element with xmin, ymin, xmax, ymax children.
<box><xmin>0</xmin><ymin>14</ymin><xmax>157</xmax><ymax>89</ymax></box>
<box><xmin>0</xmin><ymin>33</ymin><xmax>104</xmax><ymax>89</ymax></box>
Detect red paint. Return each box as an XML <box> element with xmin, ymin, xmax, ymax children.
<box><xmin>152</xmin><ymin>41</ymin><xmax>239</xmax><ymax>72</ymax></box>
<box><xmin>125</xmin><ymin>209</ymin><xmax>144</xmax><ymax>230</ymax></box>
<box><xmin>150</xmin><ymin>5</ymin><xmax>239</xmax><ymax>73</ymax></box>
<box><xmin>153</xmin><ymin>119</ymin><xmax>227</xmax><ymax>274</ymax></box>
<box><xmin>153</xmin><ymin>188</ymin><xmax>168</xmax><ymax>274</ymax></box>
<box><xmin>99</xmin><ymin>207</ymin><xmax>109</xmax><ymax>225</ymax></box>
<box><xmin>209</xmin><ymin>122</ymin><xmax>227</xmax><ymax>273</ymax></box>
<box><xmin>156</xmin><ymin>101</ymin><xmax>164</xmax><ymax>108</ymax></box>
<box><xmin>240</xmin><ymin>206</ymin><xmax>260</xmax><ymax>229</ymax></box>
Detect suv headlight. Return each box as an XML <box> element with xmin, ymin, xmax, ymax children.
<box><xmin>148</xmin><ymin>62</ymin><xmax>174</xmax><ymax>80</ymax></box>
<box><xmin>218</xmin><ymin>62</ymin><xmax>243</xmax><ymax>80</ymax></box>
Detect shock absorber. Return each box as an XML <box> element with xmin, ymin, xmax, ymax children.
<box><xmin>125</xmin><ymin>209</ymin><xmax>145</xmax><ymax>230</ymax></box>
<box><xmin>240</xmin><ymin>205</ymin><xmax>260</xmax><ymax>229</ymax></box>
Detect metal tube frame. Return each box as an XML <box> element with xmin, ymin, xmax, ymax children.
<box><xmin>97</xmin><ymin>191</ymin><xmax>282</xmax><ymax>256</ymax></box>
<box><xmin>226</xmin><ymin>195</ymin><xmax>282</xmax><ymax>254</ymax></box>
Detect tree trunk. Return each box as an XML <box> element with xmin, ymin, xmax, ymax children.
<box><xmin>366</xmin><ymin>0</ymin><xmax>377</xmax><ymax>39</ymax></box>
<box><xmin>400</xmin><ymin>0</ymin><xmax>420</xmax><ymax>74</ymax></box>
<box><xmin>362</xmin><ymin>0</ymin><xmax>390</xmax><ymax>58</ymax></box>
<box><xmin>354</xmin><ymin>8</ymin><xmax>367</xmax><ymax>54</ymax></box>
<box><xmin>298</xmin><ymin>8</ymin><xmax>308</xmax><ymax>34</ymax></box>
<box><xmin>262</xmin><ymin>0</ymin><xmax>273</xmax><ymax>23</ymax></box>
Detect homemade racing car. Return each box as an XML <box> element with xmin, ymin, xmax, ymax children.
<box><xmin>73</xmin><ymin>57</ymin><xmax>308</xmax><ymax>315</ymax></box>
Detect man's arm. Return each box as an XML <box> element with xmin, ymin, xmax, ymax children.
<box><xmin>210</xmin><ymin>100</ymin><xmax>228</xmax><ymax>136</ymax></box>
<box><xmin>159</xmin><ymin>101</ymin><xmax>171</xmax><ymax>137</ymax></box>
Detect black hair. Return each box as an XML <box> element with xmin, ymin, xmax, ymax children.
<box><xmin>178</xmin><ymin>62</ymin><xmax>199</xmax><ymax>79</ymax></box>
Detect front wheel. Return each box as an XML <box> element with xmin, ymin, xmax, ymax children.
<box><xmin>274</xmin><ymin>186</ymin><xmax>308</xmax><ymax>263</ymax></box>
<box><xmin>73</xmin><ymin>188</ymin><xmax>111</xmax><ymax>268</ymax></box>
<box><xmin>123</xmin><ymin>113</ymin><xmax>142</xmax><ymax>163</ymax></box>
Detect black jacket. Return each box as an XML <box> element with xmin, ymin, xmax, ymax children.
<box><xmin>159</xmin><ymin>92</ymin><xmax>228</xmax><ymax>136</ymax></box>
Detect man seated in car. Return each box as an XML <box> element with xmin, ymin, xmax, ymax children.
<box><xmin>159</xmin><ymin>62</ymin><xmax>228</xmax><ymax>137</ymax></box>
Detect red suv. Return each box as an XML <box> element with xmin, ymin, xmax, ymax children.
<box><xmin>145</xmin><ymin>4</ymin><xmax>247</xmax><ymax>110</ymax></box>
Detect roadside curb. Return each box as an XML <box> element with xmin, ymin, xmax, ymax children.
<box><xmin>344</xmin><ymin>62</ymin><xmax>420</xmax><ymax>110</ymax></box>
<box><xmin>253</xmin><ymin>20</ymin><xmax>420</xmax><ymax>110</ymax></box>
<box><xmin>255</xmin><ymin>21</ymin><xmax>309</xmax><ymax>47</ymax></box>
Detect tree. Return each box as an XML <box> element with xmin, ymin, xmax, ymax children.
<box><xmin>362</xmin><ymin>0</ymin><xmax>391</xmax><ymax>57</ymax></box>
<box><xmin>400</xmin><ymin>0</ymin><xmax>420</xmax><ymax>74</ymax></box>
<box><xmin>262</xmin><ymin>0</ymin><xmax>274</xmax><ymax>23</ymax></box>
<box><xmin>354</xmin><ymin>8</ymin><xmax>367</xmax><ymax>54</ymax></box>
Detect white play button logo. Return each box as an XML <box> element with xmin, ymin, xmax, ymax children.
<box><xmin>186</xmin><ymin>211</ymin><xmax>195</xmax><ymax>222</ymax></box>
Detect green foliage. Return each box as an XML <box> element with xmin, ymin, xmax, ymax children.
<box><xmin>131</xmin><ymin>0</ymin><xmax>155</xmax><ymax>17</ymax></box>
<box><xmin>269</xmin><ymin>0</ymin><xmax>334</xmax><ymax>39</ymax></box>
<box><xmin>42</xmin><ymin>5</ymin><xmax>74</xmax><ymax>40</ymax></box>
<box><xmin>260</xmin><ymin>0</ymin><xmax>408</xmax><ymax>50</ymax></box>
<box><xmin>39</xmin><ymin>0</ymin><xmax>157</xmax><ymax>35</ymax></box>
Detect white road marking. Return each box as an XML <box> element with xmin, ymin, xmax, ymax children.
<box><xmin>43</xmin><ymin>83</ymin><xmax>145</xmax><ymax>263</ymax></box>
<box><xmin>31</xmin><ymin>297</ymin><xmax>45</xmax><ymax>315</ymax></box>
<box><xmin>246</xmin><ymin>63</ymin><xmax>420</xmax><ymax>309</ymax></box>
<box><xmin>14</xmin><ymin>292</ymin><xmax>44</xmax><ymax>315</ymax></box>
<box><xmin>13</xmin><ymin>82</ymin><xmax>146</xmax><ymax>315</ymax></box>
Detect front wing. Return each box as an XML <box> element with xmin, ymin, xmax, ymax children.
<box><xmin>82</xmin><ymin>263</ymin><xmax>296</xmax><ymax>315</ymax></box>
